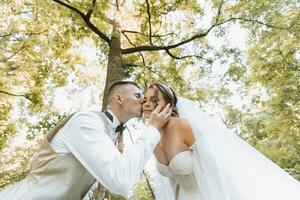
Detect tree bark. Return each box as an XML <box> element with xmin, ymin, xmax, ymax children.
<box><xmin>102</xmin><ymin>19</ymin><xmax>124</xmax><ymax>111</ymax></box>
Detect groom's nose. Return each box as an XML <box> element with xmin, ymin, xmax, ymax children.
<box><xmin>139</xmin><ymin>95</ymin><xmax>144</xmax><ymax>103</ymax></box>
<box><xmin>142</xmin><ymin>100</ymin><xmax>150</xmax><ymax>107</ymax></box>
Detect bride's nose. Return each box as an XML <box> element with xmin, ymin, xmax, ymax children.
<box><xmin>143</xmin><ymin>100</ymin><xmax>150</xmax><ymax>107</ymax></box>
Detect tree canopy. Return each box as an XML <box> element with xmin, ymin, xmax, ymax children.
<box><xmin>1</xmin><ymin>0</ymin><xmax>299</xmax><ymax>198</ymax></box>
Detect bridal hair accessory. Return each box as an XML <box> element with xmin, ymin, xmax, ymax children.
<box><xmin>158</xmin><ymin>83</ymin><xmax>178</xmax><ymax>105</ymax></box>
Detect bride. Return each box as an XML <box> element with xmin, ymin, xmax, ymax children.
<box><xmin>142</xmin><ymin>82</ymin><xmax>300</xmax><ymax>200</ymax></box>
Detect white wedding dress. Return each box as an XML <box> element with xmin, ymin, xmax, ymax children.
<box><xmin>153</xmin><ymin>97</ymin><xmax>300</xmax><ymax>200</ymax></box>
<box><xmin>156</xmin><ymin>144</ymin><xmax>201</xmax><ymax>200</ymax></box>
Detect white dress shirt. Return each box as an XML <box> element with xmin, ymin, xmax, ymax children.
<box><xmin>50</xmin><ymin>110</ymin><xmax>161</xmax><ymax>195</ymax></box>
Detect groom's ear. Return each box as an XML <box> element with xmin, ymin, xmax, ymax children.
<box><xmin>115</xmin><ymin>94</ymin><xmax>123</xmax><ymax>105</ymax></box>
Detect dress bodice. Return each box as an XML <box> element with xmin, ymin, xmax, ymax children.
<box><xmin>156</xmin><ymin>144</ymin><xmax>201</xmax><ymax>199</ymax></box>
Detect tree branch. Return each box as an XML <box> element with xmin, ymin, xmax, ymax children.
<box><xmin>145</xmin><ymin>0</ymin><xmax>153</xmax><ymax>45</ymax></box>
<box><xmin>122</xmin><ymin>32</ymin><xmax>137</xmax><ymax>47</ymax></box>
<box><xmin>0</xmin><ymin>30</ymin><xmax>48</xmax><ymax>41</ymax></box>
<box><xmin>139</xmin><ymin>52</ymin><xmax>146</xmax><ymax>66</ymax></box>
<box><xmin>0</xmin><ymin>45</ymin><xmax>26</xmax><ymax>63</ymax></box>
<box><xmin>122</xmin><ymin>29</ymin><xmax>175</xmax><ymax>38</ymax></box>
<box><xmin>122</xmin><ymin>31</ymin><xmax>208</xmax><ymax>54</ymax></box>
<box><xmin>0</xmin><ymin>90</ymin><xmax>27</xmax><ymax>98</ymax></box>
<box><xmin>53</xmin><ymin>0</ymin><xmax>111</xmax><ymax>44</ymax></box>
<box><xmin>122</xmin><ymin>29</ymin><xmax>167</xmax><ymax>91</ymax></box>
<box><xmin>123</xmin><ymin>52</ymin><xmax>167</xmax><ymax>82</ymax></box>
<box><xmin>152</xmin><ymin>21</ymin><xmax>177</xmax><ymax>38</ymax></box>
<box><xmin>122</xmin><ymin>17</ymin><xmax>289</xmax><ymax>55</ymax></box>
<box><xmin>165</xmin><ymin>49</ymin><xmax>213</xmax><ymax>63</ymax></box>
<box><xmin>53</xmin><ymin>0</ymin><xmax>85</xmax><ymax>18</ymax></box>
<box><xmin>115</xmin><ymin>0</ymin><xmax>120</xmax><ymax>10</ymax></box>
<box><xmin>123</xmin><ymin>63</ymin><xmax>138</xmax><ymax>67</ymax></box>
<box><xmin>153</xmin><ymin>21</ymin><xmax>162</xmax><ymax>36</ymax></box>
<box><xmin>122</xmin><ymin>30</ymin><xmax>140</xmax><ymax>34</ymax></box>
<box><xmin>0</xmin><ymin>33</ymin><xmax>13</xmax><ymax>38</ymax></box>
<box><xmin>231</xmin><ymin>17</ymin><xmax>289</xmax><ymax>30</ymax></box>
<box><xmin>277</xmin><ymin>47</ymin><xmax>299</xmax><ymax>72</ymax></box>
<box><xmin>138</xmin><ymin>52</ymin><xmax>168</xmax><ymax>81</ymax></box>
<box><xmin>143</xmin><ymin>171</ymin><xmax>155</xmax><ymax>199</ymax></box>
<box><xmin>215</xmin><ymin>0</ymin><xmax>224</xmax><ymax>24</ymax></box>
<box><xmin>120</xmin><ymin>0</ymin><xmax>126</xmax><ymax>7</ymax></box>
<box><xmin>153</xmin><ymin>33</ymin><xmax>176</xmax><ymax>37</ymax></box>
<box><xmin>86</xmin><ymin>0</ymin><xmax>97</xmax><ymax>19</ymax></box>
<box><xmin>157</xmin><ymin>0</ymin><xmax>180</xmax><ymax>15</ymax></box>
<box><xmin>14</xmin><ymin>10</ymin><xmax>34</xmax><ymax>15</ymax></box>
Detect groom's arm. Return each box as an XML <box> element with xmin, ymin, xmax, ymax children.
<box><xmin>60</xmin><ymin>111</ymin><xmax>160</xmax><ymax>196</ymax></box>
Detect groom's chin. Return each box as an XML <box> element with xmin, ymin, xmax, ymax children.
<box><xmin>135</xmin><ymin>111</ymin><xmax>143</xmax><ymax>118</ymax></box>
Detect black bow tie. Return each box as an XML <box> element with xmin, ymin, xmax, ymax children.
<box><xmin>115</xmin><ymin>123</ymin><xmax>126</xmax><ymax>135</ymax></box>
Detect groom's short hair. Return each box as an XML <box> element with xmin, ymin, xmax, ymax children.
<box><xmin>107</xmin><ymin>80</ymin><xmax>141</xmax><ymax>104</ymax></box>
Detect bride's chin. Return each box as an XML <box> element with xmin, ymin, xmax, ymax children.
<box><xmin>142</xmin><ymin>113</ymin><xmax>150</xmax><ymax>119</ymax></box>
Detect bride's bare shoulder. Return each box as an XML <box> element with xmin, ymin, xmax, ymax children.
<box><xmin>165</xmin><ymin>117</ymin><xmax>192</xmax><ymax>135</ymax></box>
<box><xmin>165</xmin><ymin>117</ymin><xmax>195</xmax><ymax>145</ymax></box>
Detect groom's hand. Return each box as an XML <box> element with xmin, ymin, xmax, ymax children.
<box><xmin>149</xmin><ymin>103</ymin><xmax>171</xmax><ymax>131</ymax></box>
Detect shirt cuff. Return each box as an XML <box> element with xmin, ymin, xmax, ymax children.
<box><xmin>141</xmin><ymin>125</ymin><xmax>161</xmax><ymax>146</ymax></box>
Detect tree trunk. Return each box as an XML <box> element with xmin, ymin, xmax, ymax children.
<box><xmin>92</xmin><ymin>17</ymin><xmax>127</xmax><ymax>200</ymax></box>
<box><xmin>102</xmin><ymin>19</ymin><xmax>124</xmax><ymax>111</ymax></box>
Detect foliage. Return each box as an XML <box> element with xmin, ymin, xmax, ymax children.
<box><xmin>0</xmin><ymin>1</ymin><xmax>299</xmax><ymax>198</ymax></box>
<box><xmin>222</xmin><ymin>0</ymin><xmax>300</xmax><ymax>180</ymax></box>
<box><xmin>129</xmin><ymin>173</ymin><xmax>155</xmax><ymax>200</ymax></box>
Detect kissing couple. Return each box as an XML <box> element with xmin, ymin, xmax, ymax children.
<box><xmin>1</xmin><ymin>81</ymin><xmax>299</xmax><ymax>200</ymax></box>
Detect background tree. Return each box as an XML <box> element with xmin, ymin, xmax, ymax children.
<box><xmin>221</xmin><ymin>0</ymin><xmax>300</xmax><ymax>180</ymax></box>
<box><xmin>1</xmin><ymin>0</ymin><xmax>299</xmax><ymax>198</ymax></box>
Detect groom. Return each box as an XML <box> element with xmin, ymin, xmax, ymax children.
<box><xmin>0</xmin><ymin>80</ymin><xmax>171</xmax><ymax>200</ymax></box>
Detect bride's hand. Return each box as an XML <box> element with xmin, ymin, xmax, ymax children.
<box><xmin>149</xmin><ymin>103</ymin><xmax>171</xmax><ymax>131</ymax></box>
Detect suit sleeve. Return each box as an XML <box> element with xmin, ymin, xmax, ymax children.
<box><xmin>60</xmin><ymin>111</ymin><xmax>161</xmax><ymax>196</ymax></box>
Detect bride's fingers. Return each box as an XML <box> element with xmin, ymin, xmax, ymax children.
<box><xmin>152</xmin><ymin>105</ymin><xmax>162</xmax><ymax>115</ymax></box>
<box><xmin>166</xmin><ymin>109</ymin><xmax>172</xmax><ymax>118</ymax></box>
<box><xmin>159</xmin><ymin>104</ymin><xmax>171</xmax><ymax>116</ymax></box>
